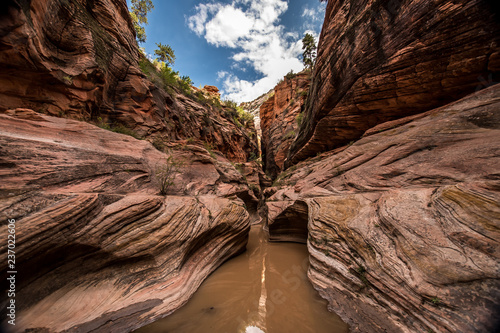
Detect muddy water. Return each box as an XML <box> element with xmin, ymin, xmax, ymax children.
<box><xmin>134</xmin><ymin>225</ymin><xmax>349</xmax><ymax>333</ymax></box>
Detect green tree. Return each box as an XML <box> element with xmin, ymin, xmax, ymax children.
<box><xmin>129</xmin><ymin>0</ymin><xmax>154</xmax><ymax>43</ymax></box>
<box><xmin>181</xmin><ymin>75</ymin><xmax>193</xmax><ymax>86</ymax></box>
<box><xmin>154</xmin><ymin>43</ymin><xmax>176</xmax><ymax>67</ymax></box>
<box><xmin>302</xmin><ymin>33</ymin><xmax>317</xmax><ymax>69</ymax></box>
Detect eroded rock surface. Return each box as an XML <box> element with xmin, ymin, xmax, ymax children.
<box><xmin>240</xmin><ymin>88</ymin><xmax>274</xmax><ymax>142</ymax></box>
<box><xmin>0</xmin><ymin>0</ymin><xmax>258</xmax><ymax>163</ymax></box>
<box><xmin>0</xmin><ymin>110</ymin><xmax>251</xmax><ymax>332</ymax></box>
<box><xmin>266</xmin><ymin>85</ymin><xmax>500</xmax><ymax>332</ymax></box>
<box><xmin>287</xmin><ymin>0</ymin><xmax>500</xmax><ymax>166</ymax></box>
<box><xmin>259</xmin><ymin>72</ymin><xmax>310</xmax><ymax>178</ymax></box>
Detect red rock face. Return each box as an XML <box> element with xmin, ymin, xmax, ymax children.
<box><xmin>286</xmin><ymin>0</ymin><xmax>500</xmax><ymax>166</ymax></box>
<box><xmin>240</xmin><ymin>88</ymin><xmax>274</xmax><ymax>156</ymax></box>
<box><xmin>0</xmin><ymin>0</ymin><xmax>258</xmax><ymax>163</ymax></box>
<box><xmin>0</xmin><ymin>0</ymin><xmax>138</xmax><ymax>117</ymax></box>
<box><xmin>266</xmin><ymin>85</ymin><xmax>500</xmax><ymax>333</ymax></box>
<box><xmin>259</xmin><ymin>72</ymin><xmax>310</xmax><ymax>178</ymax></box>
<box><xmin>0</xmin><ymin>109</ymin><xmax>253</xmax><ymax>332</ymax></box>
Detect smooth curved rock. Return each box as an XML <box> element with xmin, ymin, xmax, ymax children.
<box><xmin>267</xmin><ymin>200</ymin><xmax>308</xmax><ymax>243</ymax></box>
<box><xmin>267</xmin><ymin>85</ymin><xmax>500</xmax><ymax>332</ymax></box>
<box><xmin>0</xmin><ymin>0</ymin><xmax>258</xmax><ymax>163</ymax></box>
<box><xmin>0</xmin><ymin>111</ymin><xmax>251</xmax><ymax>332</ymax></box>
<box><xmin>287</xmin><ymin>0</ymin><xmax>500</xmax><ymax>166</ymax></box>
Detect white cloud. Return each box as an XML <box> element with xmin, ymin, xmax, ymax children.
<box><xmin>217</xmin><ymin>70</ymin><xmax>228</xmax><ymax>79</ymax></box>
<box><xmin>187</xmin><ymin>0</ymin><xmax>311</xmax><ymax>102</ymax></box>
<box><xmin>187</xmin><ymin>3</ymin><xmax>221</xmax><ymax>36</ymax></box>
<box><xmin>205</xmin><ymin>6</ymin><xmax>254</xmax><ymax>48</ymax></box>
<box><xmin>301</xmin><ymin>3</ymin><xmax>326</xmax><ymax>33</ymax></box>
<box><xmin>302</xmin><ymin>8</ymin><xmax>317</xmax><ymax>19</ymax></box>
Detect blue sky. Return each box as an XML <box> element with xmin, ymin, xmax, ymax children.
<box><xmin>127</xmin><ymin>0</ymin><xmax>326</xmax><ymax>102</ymax></box>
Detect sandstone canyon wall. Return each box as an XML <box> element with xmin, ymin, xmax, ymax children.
<box><xmin>0</xmin><ymin>0</ymin><xmax>260</xmax><ymax>331</ymax></box>
<box><xmin>259</xmin><ymin>71</ymin><xmax>310</xmax><ymax>179</ymax></box>
<box><xmin>0</xmin><ymin>0</ymin><xmax>257</xmax><ymax>162</ymax></box>
<box><xmin>0</xmin><ymin>109</ymin><xmax>252</xmax><ymax>332</ymax></box>
<box><xmin>263</xmin><ymin>0</ymin><xmax>500</xmax><ymax>332</ymax></box>
<box><xmin>286</xmin><ymin>0</ymin><xmax>500</xmax><ymax>166</ymax></box>
<box><xmin>266</xmin><ymin>85</ymin><xmax>500</xmax><ymax>332</ymax></box>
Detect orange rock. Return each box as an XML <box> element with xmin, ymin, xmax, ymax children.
<box><xmin>259</xmin><ymin>71</ymin><xmax>310</xmax><ymax>178</ymax></box>
<box><xmin>0</xmin><ymin>0</ymin><xmax>258</xmax><ymax>163</ymax></box>
<box><xmin>266</xmin><ymin>85</ymin><xmax>500</xmax><ymax>333</ymax></box>
<box><xmin>286</xmin><ymin>0</ymin><xmax>500</xmax><ymax>166</ymax></box>
<box><xmin>203</xmin><ymin>85</ymin><xmax>220</xmax><ymax>97</ymax></box>
<box><xmin>0</xmin><ymin>110</ymin><xmax>252</xmax><ymax>332</ymax></box>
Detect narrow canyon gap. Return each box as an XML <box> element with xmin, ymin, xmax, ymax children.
<box><xmin>0</xmin><ymin>0</ymin><xmax>499</xmax><ymax>332</ymax></box>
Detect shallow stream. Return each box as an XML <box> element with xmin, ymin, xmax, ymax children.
<box><xmin>134</xmin><ymin>225</ymin><xmax>348</xmax><ymax>333</ymax></box>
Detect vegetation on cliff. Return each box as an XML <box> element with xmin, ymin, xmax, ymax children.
<box><xmin>129</xmin><ymin>0</ymin><xmax>154</xmax><ymax>43</ymax></box>
<box><xmin>301</xmin><ymin>33</ymin><xmax>317</xmax><ymax>69</ymax></box>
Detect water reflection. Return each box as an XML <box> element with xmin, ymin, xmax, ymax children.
<box><xmin>134</xmin><ymin>225</ymin><xmax>348</xmax><ymax>333</ymax></box>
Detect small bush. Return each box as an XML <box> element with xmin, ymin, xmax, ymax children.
<box><xmin>284</xmin><ymin>130</ymin><xmax>296</xmax><ymax>139</ymax></box>
<box><xmin>112</xmin><ymin>124</ymin><xmax>142</xmax><ymax>139</ymax></box>
<box><xmin>96</xmin><ymin>117</ymin><xmax>142</xmax><ymax>139</ymax></box>
<box><xmin>248</xmin><ymin>183</ymin><xmax>259</xmax><ymax>192</ymax></box>
<box><xmin>236</xmin><ymin>107</ymin><xmax>254</xmax><ymax>127</ymax></box>
<box><xmin>232</xmin><ymin>116</ymin><xmax>242</xmax><ymax>128</ymax></box>
<box><xmin>265</xmin><ymin>92</ymin><xmax>275</xmax><ymax>103</ymax></box>
<box><xmin>62</xmin><ymin>75</ymin><xmax>73</xmax><ymax>85</ymax></box>
<box><xmin>431</xmin><ymin>297</ymin><xmax>441</xmax><ymax>305</ymax></box>
<box><xmin>223</xmin><ymin>107</ymin><xmax>237</xmax><ymax>119</ymax></box>
<box><xmin>203</xmin><ymin>141</ymin><xmax>216</xmax><ymax>158</ymax></box>
<box><xmin>152</xmin><ymin>136</ymin><xmax>166</xmax><ymax>151</ymax></box>
<box><xmin>138</xmin><ymin>58</ymin><xmax>152</xmax><ymax>75</ymax></box>
<box><xmin>138</xmin><ymin>56</ymin><xmax>196</xmax><ymax>98</ymax></box>
<box><xmin>156</xmin><ymin>154</ymin><xmax>183</xmax><ymax>195</ymax></box>
<box><xmin>97</xmin><ymin>117</ymin><xmax>111</xmax><ymax>130</ymax></box>
<box><xmin>160</xmin><ymin>65</ymin><xmax>178</xmax><ymax>89</ymax></box>
<box><xmin>285</xmin><ymin>70</ymin><xmax>296</xmax><ymax>80</ymax></box>
<box><xmin>211</xmin><ymin>98</ymin><xmax>222</xmax><ymax>108</ymax></box>
<box><xmin>234</xmin><ymin>163</ymin><xmax>244</xmax><ymax>174</ymax></box>
<box><xmin>179</xmin><ymin>75</ymin><xmax>193</xmax><ymax>95</ymax></box>
<box><xmin>223</xmin><ymin>99</ymin><xmax>238</xmax><ymax>109</ymax></box>
<box><xmin>196</xmin><ymin>91</ymin><xmax>208</xmax><ymax>104</ymax></box>
<box><xmin>296</xmin><ymin>112</ymin><xmax>304</xmax><ymax>127</ymax></box>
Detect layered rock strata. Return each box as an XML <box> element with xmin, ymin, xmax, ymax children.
<box><xmin>259</xmin><ymin>72</ymin><xmax>310</xmax><ymax>178</ymax></box>
<box><xmin>240</xmin><ymin>88</ymin><xmax>274</xmax><ymax>143</ymax></box>
<box><xmin>0</xmin><ymin>0</ymin><xmax>257</xmax><ymax>162</ymax></box>
<box><xmin>286</xmin><ymin>0</ymin><xmax>500</xmax><ymax>166</ymax></box>
<box><xmin>266</xmin><ymin>85</ymin><xmax>500</xmax><ymax>332</ymax></box>
<box><xmin>0</xmin><ymin>110</ymin><xmax>251</xmax><ymax>332</ymax></box>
